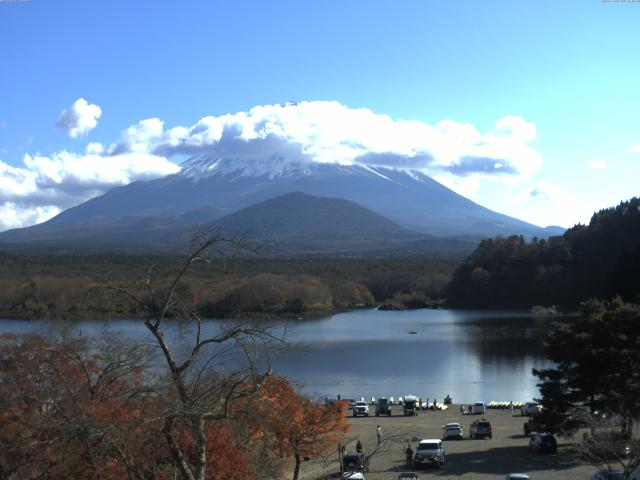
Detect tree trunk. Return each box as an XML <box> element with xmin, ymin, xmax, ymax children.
<box><xmin>292</xmin><ymin>452</ymin><xmax>301</xmax><ymax>480</ymax></box>
<box><xmin>193</xmin><ymin>416</ymin><xmax>207</xmax><ymax>480</ymax></box>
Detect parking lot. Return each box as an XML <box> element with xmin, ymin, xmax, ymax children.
<box><xmin>298</xmin><ymin>405</ymin><xmax>598</xmax><ymax>480</ymax></box>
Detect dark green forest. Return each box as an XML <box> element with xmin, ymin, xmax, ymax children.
<box><xmin>446</xmin><ymin>197</ymin><xmax>640</xmax><ymax>309</ymax></box>
<box><xmin>0</xmin><ymin>253</ymin><xmax>454</xmax><ymax>320</ymax></box>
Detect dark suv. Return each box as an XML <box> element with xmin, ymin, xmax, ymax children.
<box><xmin>470</xmin><ymin>419</ymin><xmax>493</xmax><ymax>439</ymax></box>
<box><xmin>376</xmin><ymin>397</ymin><xmax>392</xmax><ymax>416</ymax></box>
<box><xmin>529</xmin><ymin>433</ymin><xmax>557</xmax><ymax>454</ymax></box>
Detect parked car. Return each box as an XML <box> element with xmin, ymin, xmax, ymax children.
<box><xmin>342</xmin><ymin>452</ymin><xmax>369</xmax><ymax>472</ymax></box>
<box><xmin>343</xmin><ymin>472</ymin><xmax>365</xmax><ymax>480</ymax></box>
<box><xmin>397</xmin><ymin>474</ymin><xmax>419</xmax><ymax>480</ymax></box>
<box><xmin>413</xmin><ymin>439</ymin><xmax>445</xmax><ymax>468</ymax></box>
<box><xmin>471</xmin><ymin>402</ymin><xmax>486</xmax><ymax>414</ymax></box>
<box><xmin>470</xmin><ymin>419</ymin><xmax>492</xmax><ymax>439</ymax></box>
<box><xmin>375</xmin><ymin>397</ymin><xmax>392</xmax><ymax>416</ymax></box>
<box><xmin>345</xmin><ymin>399</ymin><xmax>357</xmax><ymax>409</ymax></box>
<box><xmin>583</xmin><ymin>431</ymin><xmax>632</xmax><ymax>460</ymax></box>
<box><xmin>353</xmin><ymin>401</ymin><xmax>369</xmax><ymax>417</ymax></box>
<box><xmin>591</xmin><ymin>469</ymin><xmax>625</xmax><ymax>480</ymax></box>
<box><xmin>529</xmin><ymin>432</ymin><xmax>557</xmax><ymax>454</ymax></box>
<box><xmin>442</xmin><ymin>423</ymin><xmax>463</xmax><ymax>440</ymax></box>
<box><xmin>521</xmin><ymin>402</ymin><xmax>542</xmax><ymax>416</ymax></box>
<box><xmin>523</xmin><ymin>417</ymin><xmax>544</xmax><ymax>435</ymax></box>
<box><xmin>403</xmin><ymin>395</ymin><xmax>419</xmax><ymax>416</ymax></box>
<box><xmin>505</xmin><ymin>474</ymin><xmax>530</xmax><ymax>480</ymax></box>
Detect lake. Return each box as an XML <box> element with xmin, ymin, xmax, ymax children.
<box><xmin>0</xmin><ymin>308</ymin><xmax>559</xmax><ymax>404</ymax></box>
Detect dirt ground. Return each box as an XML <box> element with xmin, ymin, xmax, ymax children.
<box><xmin>297</xmin><ymin>405</ymin><xmax>598</xmax><ymax>480</ymax></box>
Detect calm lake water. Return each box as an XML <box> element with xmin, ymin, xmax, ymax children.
<box><xmin>0</xmin><ymin>308</ymin><xmax>558</xmax><ymax>404</ymax></box>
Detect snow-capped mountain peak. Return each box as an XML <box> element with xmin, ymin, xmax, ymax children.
<box><xmin>179</xmin><ymin>153</ymin><xmax>322</xmax><ymax>180</ymax></box>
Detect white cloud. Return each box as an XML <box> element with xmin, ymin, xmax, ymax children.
<box><xmin>504</xmin><ymin>181</ymin><xmax>582</xmax><ymax>227</ymax></box>
<box><xmin>109</xmin><ymin>118</ymin><xmax>164</xmax><ymax>155</ymax></box>
<box><xmin>587</xmin><ymin>160</ymin><xmax>607</xmax><ymax>170</ymax></box>
<box><xmin>0</xmin><ymin>203</ymin><xmax>61</xmax><ymax>232</ymax></box>
<box><xmin>127</xmin><ymin>101</ymin><xmax>543</xmax><ymax>181</ymax></box>
<box><xmin>85</xmin><ymin>142</ymin><xmax>104</xmax><ymax>155</ymax></box>
<box><xmin>56</xmin><ymin>98</ymin><xmax>102</xmax><ymax>139</ymax></box>
<box><xmin>0</xmin><ymin>152</ymin><xmax>179</xmax><ymax>231</ymax></box>
<box><xmin>627</xmin><ymin>144</ymin><xmax>640</xmax><ymax>154</ymax></box>
<box><xmin>528</xmin><ymin>181</ymin><xmax>575</xmax><ymax>205</ymax></box>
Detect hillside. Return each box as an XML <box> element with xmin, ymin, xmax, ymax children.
<box><xmin>446</xmin><ymin>197</ymin><xmax>640</xmax><ymax>308</ymax></box>
<box><xmin>0</xmin><ymin>157</ymin><xmax>560</xmax><ymax>254</ymax></box>
<box><xmin>0</xmin><ymin>191</ymin><xmax>481</xmax><ymax>258</ymax></box>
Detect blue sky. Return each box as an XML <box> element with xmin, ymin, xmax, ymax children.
<box><xmin>1</xmin><ymin>0</ymin><xmax>639</xmax><ymax>230</ymax></box>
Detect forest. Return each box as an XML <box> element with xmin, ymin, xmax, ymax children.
<box><xmin>446</xmin><ymin>197</ymin><xmax>640</xmax><ymax>309</ymax></box>
<box><xmin>0</xmin><ymin>252</ymin><xmax>454</xmax><ymax>320</ymax></box>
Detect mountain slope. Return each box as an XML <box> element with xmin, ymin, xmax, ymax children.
<box><xmin>0</xmin><ymin>155</ymin><xmax>560</xmax><ymax>252</ymax></box>
<box><xmin>211</xmin><ymin>192</ymin><xmax>409</xmax><ymax>240</ymax></box>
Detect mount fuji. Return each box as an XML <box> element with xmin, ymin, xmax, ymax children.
<box><xmin>0</xmin><ymin>153</ymin><xmax>563</xmax><ymax>254</ymax></box>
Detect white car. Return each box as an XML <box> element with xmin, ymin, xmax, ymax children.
<box><xmin>413</xmin><ymin>438</ymin><xmax>445</xmax><ymax>467</ymax></box>
<box><xmin>343</xmin><ymin>473</ymin><xmax>365</xmax><ymax>480</ymax></box>
<box><xmin>353</xmin><ymin>401</ymin><xmax>369</xmax><ymax>417</ymax></box>
<box><xmin>442</xmin><ymin>422</ymin><xmax>463</xmax><ymax>440</ymax></box>
<box><xmin>471</xmin><ymin>402</ymin><xmax>486</xmax><ymax>414</ymax></box>
<box><xmin>521</xmin><ymin>402</ymin><xmax>542</xmax><ymax>416</ymax></box>
<box><xmin>505</xmin><ymin>475</ymin><xmax>530</xmax><ymax>480</ymax></box>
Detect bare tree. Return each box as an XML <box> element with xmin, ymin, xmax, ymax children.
<box><xmin>573</xmin><ymin>409</ymin><xmax>640</xmax><ymax>475</ymax></box>
<box><xmin>108</xmin><ymin>231</ymin><xmax>284</xmax><ymax>480</ymax></box>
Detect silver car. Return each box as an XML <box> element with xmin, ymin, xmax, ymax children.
<box><xmin>413</xmin><ymin>439</ymin><xmax>445</xmax><ymax>468</ymax></box>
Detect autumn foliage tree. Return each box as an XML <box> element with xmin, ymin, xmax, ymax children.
<box><xmin>0</xmin><ymin>333</ymin><xmax>159</xmax><ymax>479</ymax></box>
<box><xmin>0</xmin><ymin>333</ymin><xmax>262</xmax><ymax>480</ymax></box>
<box><xmin>252</xmin><ymin>376</ymin><xmax>351</xmax><ymax>480</ymax></box>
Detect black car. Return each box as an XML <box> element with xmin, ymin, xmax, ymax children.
<box><xmin>375</xmin><ymin>397</ymin><xmax>392</xmax><ymax>416</ymax></box>
<box><xmin>529</xmin><ymin>433</ymin><xmax>557</xmax><ymax>454</ymax></box>
<box><xmin>591</xmin><ymin>469</ymin><xmax>625</xmax><ymax>480</ymax></box>
<box><xmin>523</xmin><ymin>417</ymin><xmax>544</xmax><ymax>435</ymax></box>
<box><xmin>342</xmin><ymin>452</ymin><xmax>369</xmax><ymax>472</ymax></box>
<box><xmin>470</xmin><ymin>419</ymin><xmax>492</xmax><ymax>439</ymax></box>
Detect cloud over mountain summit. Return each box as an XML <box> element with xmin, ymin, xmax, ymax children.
<box><xmin>111</xmin><ymin>101</ymin><xmax>542</xmax><ymax>180</ymax></box>
<box><xmin>0</xmin><ymin>101</ymin><xmax>543</xmax><ymax>231</ymax></box>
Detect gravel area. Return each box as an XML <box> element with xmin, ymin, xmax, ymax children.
<box><xmin>297</xmin><ymin>405</ymin><xmax>597</xmax><ymax>480</ymax></box>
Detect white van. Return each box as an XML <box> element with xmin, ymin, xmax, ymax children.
<box><xmin>472</xmin><ymin>402</ymin><xmax>486</xmax><ymax>414</ymax></box>
<box><xmin>521</xmin><ymin>402</ymin><xmax>542</xmax><ymax>416</ymax></box>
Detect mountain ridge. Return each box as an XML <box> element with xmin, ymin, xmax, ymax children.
<box><xmin>0</xmin><ymin>155</ymin><xmax>564</xmax><ymax>254</ymax></box>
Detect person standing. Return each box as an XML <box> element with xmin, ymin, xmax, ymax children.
<box><xmin>356</xmin><ymin>439</ymin><xmax>363</xmax><ymax>454</ymax></box>
<box><xmin>433</xmin><ymin>398</ymin><xmax>437</xmax><ymax>411</ymax></box>
<box><xmin>405</xmin><ymin>444</ymin><xmax>414</xmax><ymax>468</ymax></box>
<box><xmin>376</xmin><ymin>425</ymin><xmax>382</xmax><ymax>445</ymax></box>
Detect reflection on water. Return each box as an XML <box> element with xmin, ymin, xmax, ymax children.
<box><xmin>271</xmin><ymin>309</ymin><xmax>560</xmax><ymax>403</ymax></box>
<box><xmin>0</xmin><ymin>309</ymin><xmax>562</xmax><ymax>404</ymax></box>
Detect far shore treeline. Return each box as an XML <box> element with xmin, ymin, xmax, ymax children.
<box><xmin>447</xmin><ymin>197</ymin><xmax>640</xmax><ymax>309</ymax></box>
<box><xmin>0</xmin><ymin>255</ymin><xmax>453</xmax><ymax>320</ymax></box>
<box><xmin>1</xmin><ymin>197</ymin><xmax>639</xmax><ymax>321</ymax></box>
